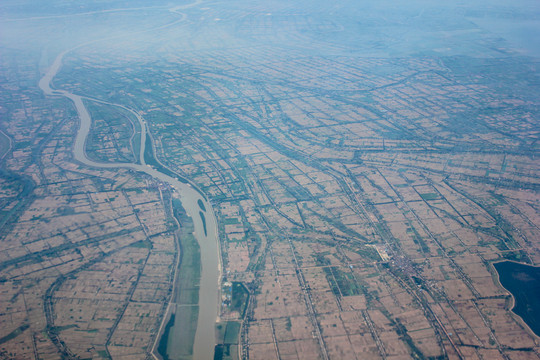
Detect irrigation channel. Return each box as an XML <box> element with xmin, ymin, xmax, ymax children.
<box><xmin>38</xmin><ymin>8</ymin><xmax>220</xmax><ymax>360</ymax></box>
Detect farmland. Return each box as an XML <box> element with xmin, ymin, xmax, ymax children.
<box><xmin>0</xmin><ymin>0</ymin><xmax>539</xmax><ymax>359</ymax></box>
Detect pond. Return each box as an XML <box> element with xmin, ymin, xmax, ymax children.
<box><xmin>494</xmin><ymin>261</ymin><xmax>540</xmax><ymax>337</ymax></box>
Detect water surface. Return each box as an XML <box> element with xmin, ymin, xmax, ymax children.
<box><xmin>494</xmin><ymin>261</ymin><xmax>540</xmax><ymax>336</ymax></box>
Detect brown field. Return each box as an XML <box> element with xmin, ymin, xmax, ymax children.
<box><xmin>1</xmin><ymin>0</ymin><xmax>539</xmax><ymax>359</ymax></box>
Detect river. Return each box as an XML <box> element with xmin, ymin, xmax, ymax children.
<box><xmin>38</xmin><ymin>16</ymin><xmax>221</xmax><ymax>360</ymax></box>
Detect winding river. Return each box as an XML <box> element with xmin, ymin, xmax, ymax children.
<box><xmin>38</xmin><ymin>12</ymin><xmax>220</xmax><ymax>360</ymax></box>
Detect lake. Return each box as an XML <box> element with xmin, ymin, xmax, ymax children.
<box><xmin>494</xmin><ymin>261</ymin><xmax>540</xmax><ymax>337</ymax></box>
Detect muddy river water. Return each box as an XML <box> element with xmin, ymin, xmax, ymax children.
<box><xmin>39</xmin><ymin>44</ymin><xmax>220</xmax><ymax>360</ymax></box>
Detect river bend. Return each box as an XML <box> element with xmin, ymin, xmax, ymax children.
<box><xmin>38</xmin><ymin>13</ymin><xmax>220</xmax><ymax>360</ymax></box>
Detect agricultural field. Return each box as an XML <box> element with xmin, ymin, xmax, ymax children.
<box><xmin>0</xmin><ymin>0</ymin><xmax>539</xmax><ymax>359</ymax></box>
